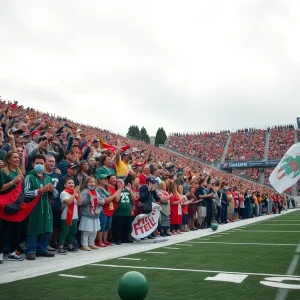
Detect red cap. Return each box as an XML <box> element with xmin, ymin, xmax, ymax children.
<box><xmin>30</xmin><ymin>130</ymin><xmax>40</xmax><ymax>137</ymax></box>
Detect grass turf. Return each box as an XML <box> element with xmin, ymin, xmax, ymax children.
<box><xmin>1</xmin><ymin>211</ymin><xmax>300</xmax><ymax>300</ymax></box>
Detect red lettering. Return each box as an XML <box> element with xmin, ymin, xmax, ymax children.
<box><xmin>149</xmin><ymin>217</ymin><xmax>155</xmax><ymax>227</ymax></box>
<box><xmin>144</xmin><ymin>222</ymin><xmax>150</xmax><ymax>232</ymax></box>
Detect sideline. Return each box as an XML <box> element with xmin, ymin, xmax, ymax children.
<box><xmin>0</xmin><ymin>209</ymin><xmax>299</xmax><ymax>285</ymax></box>
<box><xmin>90</xmin><ymin>263</ymin><xmax>300</xmax><ymax>279</ymax></box>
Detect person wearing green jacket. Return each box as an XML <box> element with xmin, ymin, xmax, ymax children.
<box><xmin>24</xmin><ymin>154</ymin><xmax>59</xmax><ymax>260</ymax></box>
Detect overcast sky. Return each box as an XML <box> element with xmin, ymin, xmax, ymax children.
<box><xmin>1</xmin><ymin>0</ymin><xmax>300</xmax><ymax>136</ymax></box>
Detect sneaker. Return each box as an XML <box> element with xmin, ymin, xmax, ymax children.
<box><xmin>89</xmin><ymin>245</ymin><xmax>100</xmax><ymax>250</ymax></box>
<box><xmin>81</xmin><ymin>246</ymin><xmax>92</xmax><ymax>251</ymax></box>
<box><xmin>40</xmin><ymin>251</ymin><xmax>55</xmax><ymax>257</ymax></box>
<box><xmin>47</xmin><ymin>245</ymin><xmax>55</xmax><ymax>252</ymax></box>
<box><xmin>8</xmin><ymin>253</ymin><xmax>24</xmax><ymax>261</ymax></box>
<box><xmin>67</xmin><ymin>247</ymin><xmax>78</xmax><ymax>252</ymax></box>
<box><xmin>58</xmin><ymin>248</ymin><xmax>67</xmax><ymax>255</ymax></box>
<box><xmin>26</xmin><ymin>253</ymin><xmax>36</xmax><ymax>260</ymax></box>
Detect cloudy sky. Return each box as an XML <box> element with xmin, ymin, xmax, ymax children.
<box><xmin>0</xmin><ymin>0</ymin><xmax>299</xmax><ymax>136</ymax></box>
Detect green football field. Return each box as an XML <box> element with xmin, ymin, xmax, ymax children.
<box><xmin>1</xmin><ymin>211</ymin><xmax>300</xmax><ymax>300</ymax></box>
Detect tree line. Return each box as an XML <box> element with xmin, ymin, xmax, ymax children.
<box><xmin>126</xmin><ymin>125</ymin><xmax>167</xmax><ymax>146</ymax></box>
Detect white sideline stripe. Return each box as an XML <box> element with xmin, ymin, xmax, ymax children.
<box><xmin>90</xmin><ymin>264</ymin><xmax>300</xmax><ymax>278</ymax></box>
<box><xmin>145</xmin><ymin>252</ymin><xmax>167</xmax><ymax>254</ymax></box>
<box><xmin>261</xmin><ymin>224</ymin><xmax>300</xmax><ymax>226</ymax></box>
<box><xmin>118</xmin><ymin>258</ymin><xmax>141</xmax><ymax>261</ymax></box>
<box><xmin>275</xmin><ymin>255</ymin><xmax>300</xmax><ymax>300</ymax></box>
<box><xmin>188</xmin><ymin>242</ymin><xmax>298</xmax><ymax>246</ymax></box>
<box><xmin>163</xmin><ymin>247</ymin><xmax>181</xmax><ymax>250</ymax></box>
<box><xmin>232</xmin><ymin>230</ymin><xmax>300</xmax><ymax>233</ymax></box>
<box><xmin>58</xmin><ymin>274</ymin><xmax>86</xmax><ymax>279</ymax></box>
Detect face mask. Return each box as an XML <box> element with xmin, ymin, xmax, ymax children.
<box><xmin>87</xmin><ymin>186</ymin><xmax>95</xmax><ymax>191</ymax></box>
<box><xmin>34</xmin><ymin>164</ymin><xmax>44</xmax><ymax>173</ymax></box>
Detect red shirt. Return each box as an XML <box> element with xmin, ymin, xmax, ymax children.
<box><xmin>103</xmin><ymin>185</ymin><xmax>117</xmax><ymax>217</ymax></box>
<box><xmin>132</xmin><ymin>187</ymin><xmax>140</xmax><ymax>217</ymax></box>
<box><xmin>138</xmin><ymin>173</ymin><xmax>148</xmax><ymax>185</ymax></box>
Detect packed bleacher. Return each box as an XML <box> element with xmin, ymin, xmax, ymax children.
<box><xmin>166</xmin><ymin>132</ymin><xmax>228</xmax><ymax>163</ymax></box>
<box><xmin>0</xmin><ymin>98</ymin><xmax>293</xmax><ymax>265</ymax></box>
<box><xmin>225</xmin><ymin>128</ymin><xmax>266</xmax><ymax>161</ymax></box>
<box><xmin>268</xmin><ymin>125</ymin><xmax>295</xmax><ymax>160</ymax></box>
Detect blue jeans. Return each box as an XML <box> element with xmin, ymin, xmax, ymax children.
<box><xmin>221</xmin><ymin>204</ymin><xmax>227</xmax><ymax>223</ymax></box>
<box><xmin>25</xmin><ymin>232</ymin><xmax>50</xmax><ymax>255</ymax></box>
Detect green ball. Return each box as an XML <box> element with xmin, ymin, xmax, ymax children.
<box><xmin>118</xmin><ymin>271</ymin><xmax>149</xmax><ymax>300</ymax></box>
<box><xmin>211</xmin><ymin>223</ymin><xmax>218</xmax><ymax>231</ymax></box>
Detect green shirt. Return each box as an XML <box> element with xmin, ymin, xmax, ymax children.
<box><xmin>0</xmin><ymin>170</ymin><xmax>18</xmax><ymax>194</ymax></box>
<box><xmin>114</xmin><ymin>189</ymin><xmax>131</xmax><ymax>216</ymax></box>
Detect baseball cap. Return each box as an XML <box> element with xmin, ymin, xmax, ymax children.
<box><xmin>67</xmin><ymin>163</ymin><xmax>77</xmax><ymax>169</ymax></box>
<box><xmin>30</xmin><ymin>130</ymin><xmax>40</xmax><ymax>137</ymax></box>
<box><xmin>146</xmin><ymin>177</ymin><xmax>158</xmax><ymax>184</ymax></box>
<box><xmin>11</xmin><ymin>127</ymin><xmax>23</xmax><ymax>135</ymax></box>
<box><xmin>38</xmin><ymin>135</ymin><xmax>48</xmax><ymax>143</ymax></box>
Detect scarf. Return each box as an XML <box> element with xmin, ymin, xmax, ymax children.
<box><xmin>64</xmin><ymin>188</ymin><xmax>78</xmax><ymax>226</ymax></box>
<box><xmin>0</xmin><ymin>181</ymin><xmax>41</xmax><ymax>222</ymax></box>
<box><xmin>89</xmin><ymin>189</ymin><xmax>98</xmax><ymax>215</ymax></box>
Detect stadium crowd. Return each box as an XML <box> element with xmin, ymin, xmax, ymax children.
<box><xmin>166</xmin><ymin>132</ymin><xmax>228</xmax><ymax>163</ymax></box>
<box><xmin>225</xmin><ymin>128</ymin><xmax>266</xmax><ymax>161</ymax></box>
<box><xmin>0</xmin><ymin>99</ymin><xmax>294</xmax><ymax>264</ymax></box>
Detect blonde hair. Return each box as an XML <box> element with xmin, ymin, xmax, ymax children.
<box><xmin>3</xmin><ymin>151</ymin><xmax>24</xmax><ymax>178</ymax></box>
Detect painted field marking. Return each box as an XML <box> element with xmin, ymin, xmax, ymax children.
<box><xmin>163</xmin><ymin>247</ymin><xmax>181</xmax><ymax>250</ymax></box>
<box><xmin>261</xmin><ymin>224</ymin><xmax>300</xmax><ymax>226</ymax></box>
<box><xmin>118</xmin><ymin>258</ymin><xmax>141</xmax><ymax>261</ymax></box>
<box><xmin>145</xmin><ymin>252</ymin><xmax>167</xmax><ymax>254</ymax></box>
<box><xmin>205</xmin><ymin>273</ymin><xmax>248</xmax><ymax>283</ymax></box>
<box><xmin>90</xmin><ymin>264</ymin><xmax>300</xmax><ymax>278</ymax></box>
<box><xmin>230</xmin><ymin>230</ymin><xmax>300</xmax><ymax>233</ymax></box>
<box><xmin>58</xmin><ymin>274</ymin><xmax>86</xmax><ymax>279</ymax></box>
<box><xmin>188</xmin><ymin>242</ymin><xmax>298</xmax><ymax>247</ymax></box>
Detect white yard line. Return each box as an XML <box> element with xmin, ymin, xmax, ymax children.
<box><xmin>90</xmin><ymin>264</ymin><xmax>300</xmax><ymax>279</ymax></box>
<box><xmin>118</xmin><ymin>258</ymin><xmax>141</xmax><ymax>261</ymax></box>
<box><xmin>260</xmin><ymin>224</ymin><xmax>300</xmax><ymax>226</ymax></box>
<box><xmin>58</xmin><ymin>274</ymin><xmax>86</xmax><ymax>279</ymax></box>
<box><xmin>163</xmin><ymin>247</ymin><xmax>181</xmax><ymax>250</ymax></box>
<box><xmin>188</xmin><ymin>242</ymin><xmax>298</xmax><ymax>247</ymax></box>
<box><xmin>145</xmin><ymin>252</ymin><xmax>168</xmax><ymax>254</ymax></box>
<box><xmin>275</xmin><ymin>254</ymin><xmax>300</xmax><ymax>300</ymax></box>
<box><xmin>232</xmin><ymin>230</ymin><xmax>300</xmax><ymax>233</ymax></box>
<box><xmin>0</xmin><ymin>208</ymin><xmax>298</xmax><ymax>284</ymax></box>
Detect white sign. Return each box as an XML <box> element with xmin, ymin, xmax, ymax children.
<box><xmin>131</xmin><ymin>203</ymin><xmax>161</xmax><ymax>239</ymax></box>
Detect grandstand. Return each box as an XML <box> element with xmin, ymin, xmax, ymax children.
<box><xmin>166</xmin><ymin>124</ymin><xmax>299</xmax><ymax>195</ymax></box>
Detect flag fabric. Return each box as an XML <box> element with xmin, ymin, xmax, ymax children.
<box><xmin>0</xmin><ymin>181</ymin><xmax>41</xmax><ymax>222</ymax></box>
<box><xmin>131</xmin><ymin>203</ymin><xmax>161</xmax><ymax>239</ymax></box>
<box><xmin>269</xmin><ymin>143</ymin><xmax>300</xmax><ymax>193</ymax></box>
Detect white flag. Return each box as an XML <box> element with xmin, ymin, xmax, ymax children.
<box><xmin>269</xmin><ymin>143</ymin><xmax>300</xmax><ymax>193</ymax></box>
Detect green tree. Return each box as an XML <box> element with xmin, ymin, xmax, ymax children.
<box><xmin>126</xmin><ymin>125</ymin><xmax>140</xmax><ymax>140</ymax></box>
<box><xmin>155</xmin><ymin>127</ymin><xmax>168</xmax><ymax>146</ymax></box>
<box><xmin>140</xmin><ymin>126</ymin><xmax>150</xmax><ymax>144</ymax></box>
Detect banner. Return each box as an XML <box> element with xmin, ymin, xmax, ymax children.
<box><xmin>269</xmin><ymin>143</ymin><xmax>300</xmax><ymax>193</ymax></box>
<box><xmin>131</xmin><ymin>203</ymin><xmax>161</xmax><ymax>239</ymax></box>
<box><xmin>220</xmin><ymin>160</ymin><xmax>280</xmax><ymax>169</ymax></box>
